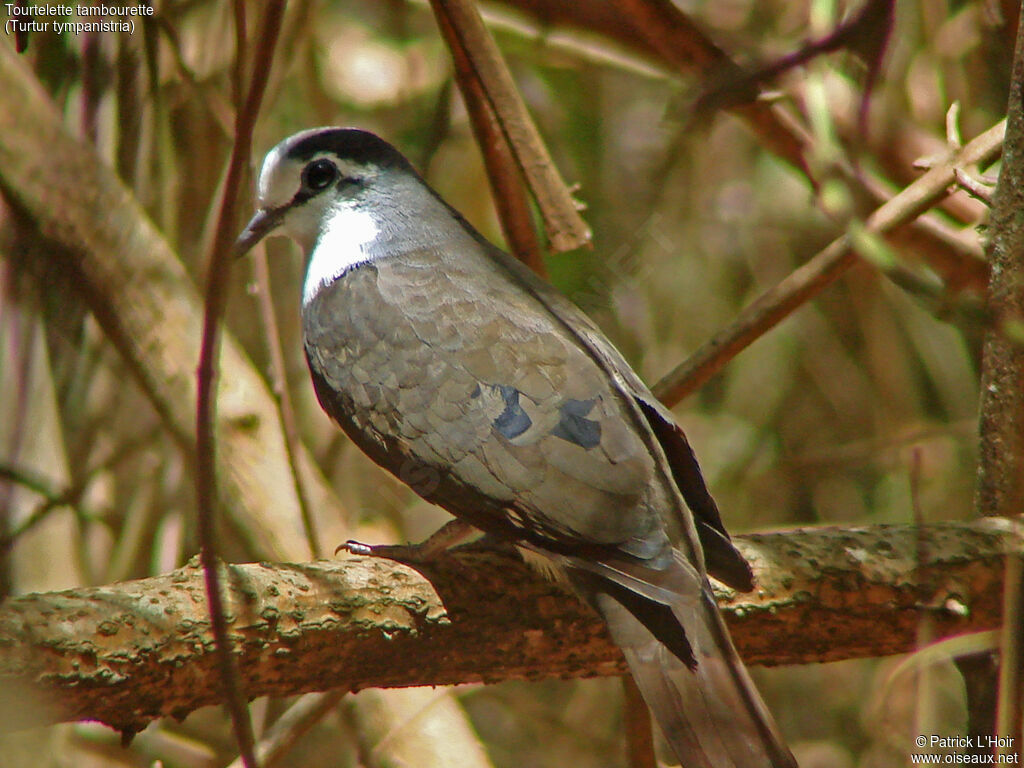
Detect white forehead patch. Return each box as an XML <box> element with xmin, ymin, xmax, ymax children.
<box><xmin>257</xmin><ymin>142</ymin><xmax>302</xmax><ymax>209</ymax></box>
<box><xmin>302</xmin><ymin>204</ymin><xmax>380</xmax><ymax>306</ymax></box>
<box><xmin>256</xmin><ymin>126</ymin><xmax>330</xmax><ymax>206</ymax></box>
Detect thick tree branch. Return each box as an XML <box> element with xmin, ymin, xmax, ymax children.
<box><xmin>978</xmin><ymin>11</ymin><xmax>1024</xmax><ymax>520</ymax></box>
<box><xmin>0</xmin><ymin>519</ymin><xmax>1016</xmax><ymax>736</ymax></box>
<box><xmin>982</xmin><ymin>5</ymin><xmax>1024</xmax><ymax>758</ymax></box>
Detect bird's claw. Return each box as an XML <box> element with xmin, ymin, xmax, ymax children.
<box><xmin>334</xmin><ymin>539</ymin><xmax>433</xmax><ymax>563</ymax></box>
<box><xmin>335</xmin><ymin>539</ymin><xmax>375</xmax><ymax>557</ymax></box>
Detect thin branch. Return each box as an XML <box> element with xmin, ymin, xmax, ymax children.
<box><xmin>226</xmin><ymin>691</ymin><xmax>346</xmax><ymax>768</ymax></box>
<box><xmin>622</xmin><ymin>676</ymin><xmax>656</xmax><ymax>768</ymax></box>
<box><xmin>1</xmin><ymin>427</ymin><xmax>159</xmax><ymax>551</ymax></box>
<box><xmin>998</xmin><ymin>555</ymin><xmax>1024</xmax><ymax>763</ymax></box>
<box><xmin>855</xmin><ymin>170</ymin><xmax>989</xmax><ymax>294</ymax></box>
<box><xmin>653</xmin><ymin>118</ymin><xmax>1006</xmax><ymax>406</ymax></box>
<box><xmin>194</xmin><ymin>4</ymin><xmax>285</xmax><ymax>765</ymax></box>
<box><xmin>0</xmin><ymin>300</ymin><xmax>37</xmax><ymax>597</ymax></box>
<box><xmin>602</xmin><ymin>0</ymin><xmax>816</xmax><ymax>181</ymax></box>
<box><xmin>954</xmin><ymin>168</ymin><xmax>996</xmax><ymax>205</ymax></box>
<box><xmin>0</xmin><ymin>463</ymin><xmax>57</xmax><ymax>502</ymax></box>
<box><xmin>250</xmin><ymin>254</ymin><xmax>322</xmax><ymax>558</ymax></box>
<box><xmin>468</xmin><ymin>2</ymin><xmax>674</xmax><ymax>80</ymax></box>
<box><xmin>432</xmin><ymin>6</ymin><xmax>546</xmax><ymax>275</ymax></box>
<box><xmin>955</xmin><ymin>651</ymin><xmax>1000</xmax><ymax>760</ymax></box>
<box><xmin>80</xmin><ymin>30</ymin><xmax>101</xmax><ymax>145</ymax></box>
<box><xmin>152</xmin><ymin>15</ymin><xmax>235</xmax><ymax>137</ymax></box>
<box><xmin>831</xmin><ymin>97</ymin><xmax>987</xmax><ymax>228</ymax></box>
<box><xmin>688</xmin><ymin>0</ymin><xmax>895</xmax><ymax>128</ymax></box>
<box><xmin>494</xmin><ymin>0</ymin><xmax>991</xmax><ymax>297</ymax></box>
<box><xmin>231</xmin><ymin>0</ymin><xmax>247</xmax><ymax>109</ymax></box>
<box><xmin>0</xmin><ymin>473</ymin><xmax>88</xmax><ymax>552</ymax></box>
<box><xmin>0</xmin><ymin>519</ymin><xmax>1016</xmax><ymax>736</ymax></box>
<box><xmin>429</xmin><ymin>0</ymin><xmax>591</xmax><ymax>253</ymax></box>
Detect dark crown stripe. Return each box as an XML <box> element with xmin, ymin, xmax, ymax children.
<box><xmin>284</xmin><ymin>128</ymin><xmax>412</xmax><ymax>171</ymax></box>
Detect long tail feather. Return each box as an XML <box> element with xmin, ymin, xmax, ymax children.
<box><xmin>590</xmin><ymin>575</ymin><xmax>796</xmax><ymax>768</ymax></box>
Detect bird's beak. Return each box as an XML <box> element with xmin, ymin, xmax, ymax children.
<box><xmin>234</xmin><ymin>207</ymin><xmax>285</xmax><ymax>258</ymax></box>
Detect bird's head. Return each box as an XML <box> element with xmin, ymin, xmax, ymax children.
<box><xmin>234</xmin><ymin>127</ymin><xmax>421</xmax><ymax>257</ymax></box>
<box><xmin>236</xmin><ymin>127</ymin><xmax>447</xmax><ymax>304</ymax></box>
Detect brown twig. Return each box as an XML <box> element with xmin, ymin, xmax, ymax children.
<box><xmin>250</xmin><ymin>253</ymin><xmax>322</xmax><ymax>558</ymax></box>
<box><xmin>432</xmin><ymin>5</ymin><xmax>546</xmax><ymax>275</ymax></box>
<box><xmin>194</xmin><ymin>4</ymin><xmax>285</xmax><ymax>766</ymax></box>
<box><xmin>428</xmin><ymin>0</ymin><xmax>591</xmax><ymax>253</ymax></box>
<box><xmin>688</xmin><ymin>0</ymin><xmax>895</xmax><ymax>130</ymax></box>
<box><xmin>231</xmin><ymin>1</ymin><xmax>247</xmax><ymax>109</ymax></box>
<box><xmin>955</xmin><ymin>651</ymin><xmax>1000</xmax><ymax>760</ymax></box>
<box><xmin>997</xmin><ymin>554</ymin><xmax>1024</xmax><ymax>764</ymax></box>
<box><xmin>653</xmin><ymin>118</ymin><xmax>1006</xmax><ymax>406</ymax></box>
<box><xmin>0</xmin><ymin>422</ymin><xmax>161</xmax><ymax>555</ymax></box>
<box><xmin>954</xmin><ymin>168</ymin><xmax>996</xmax><ymax>205</ymax></box>
<box><xmin>622</xmin><ymin>676</ymin><xmax>656</xmax><ymax>768</ymax></box>
<box><xmin>0</xmin><ymin>281</ymin><xmax>37</xmax><ymax>596</ymax></box>
<box><xmin>0</xmin><ymin>463</ymin><xmax>57</xmax><ymax>502</ymax></box>
<box><xmin>0</xmin><ymin>466</ymin><xmax>88</xmax><ymax>553</ymax></box>
<box><xmin>152</xmin><ymin>15</ymin><xmax>235</xmax><ymax>137</ymax></box>
<box><xmin>496</xmin><ymin>0</ymin><xmax>989</xmax><ymax>292</ymax></box>
<box><xmin>12</xmin><ymin>0</ymin><xmax>29</xmax><ymax>52</ymax></box>
<box><xmin>854</xmin><ymin>169</ymin><xmax>989</xmax><ymax>293</ymax></box>
<box><xmin>80</xmin><ymin>30</ymin><xmax>101</xmax><ymax>146</ymax></box>
<box><xmin>909</xmin><ymin>446</ymin><xmax>939</xmax><ymax>738</ymax></box>
<box><xmin>2</xmin><ymin>475</ymin><xmax>89</xmax><ymax>552</ymax></box>
<box><xmin>606</xmin><ymin>0</ymin><xmax>815</xmax><ymax>181</ymax></box>
<box><xmin>225</xmin><ymin>691</ymin><xmax>346</xmax><ymax>768</ymax></box>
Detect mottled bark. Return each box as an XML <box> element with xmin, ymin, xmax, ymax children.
<box><xmin>980</xmin><ymin>8</ymin><xmax>1024</xmax><ymax>757</ymax></box>
<box><xmin>0</xmin><ymin>519</ymin><xmax>1016</xmax><ymax>736</ymax></box>
<box><xmin>977</xmin><ymin>3</ymin><xmax>1024</xmax><ymax>521</ymax></box>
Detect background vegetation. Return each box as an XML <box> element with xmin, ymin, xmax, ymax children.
<box><xmin>0</xmin><ymin>0</ymin><xmax>1015</xmax><ymax>766</ymax></box>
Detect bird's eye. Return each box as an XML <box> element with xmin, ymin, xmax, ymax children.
<box><xmin>303</xmin><ymin>158</ymin><xmax>338</xmax><ymax>191</ymax></box>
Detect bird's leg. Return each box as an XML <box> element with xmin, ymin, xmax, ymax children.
<box><xmin>337</xmin><ymin>518</ymin><xmax>477</xmax><ymax>563</ymax></box>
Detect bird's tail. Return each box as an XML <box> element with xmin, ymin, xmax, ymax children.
<box><xmin>585</xmin><ymin>568</ymin><xmax>796</xmax><ymax>768</ymax></box>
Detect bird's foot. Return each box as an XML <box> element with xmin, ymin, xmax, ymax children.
<box><xmin>335</xmin><ymin>519</ymin><xmax>476</xmax><ymax>564</ymax></box>
<box><xmin>336</xmin><ymin>539</ymin><xmax>429</xmax><ymax>562</ymax></box>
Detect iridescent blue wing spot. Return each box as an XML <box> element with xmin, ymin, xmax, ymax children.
<box><xmin>552</xmin><ymin>398</ymin><xmax>601</xmax><ymax>449</ymax></box>
<box><xmin>493</xmin><ymin>384</ymin><xmax>533</xmax><ymax>440</ymax></box>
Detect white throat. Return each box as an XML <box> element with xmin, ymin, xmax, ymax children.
<box><xmin>302</xmin><ymin>204</ymin><xmax>380</xmax><ymax>306</ymax></box>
